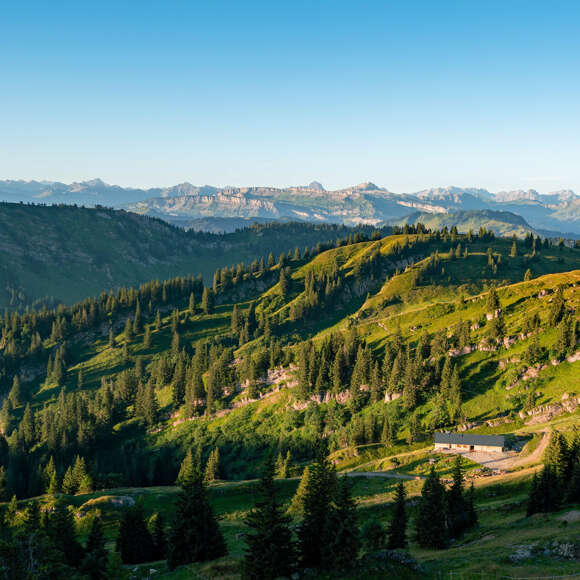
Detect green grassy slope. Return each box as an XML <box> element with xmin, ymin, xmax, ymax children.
<box><xmin>10</xmin><ymin>468</ymin><xmax>580</xmax><ymax>579</ymax></box>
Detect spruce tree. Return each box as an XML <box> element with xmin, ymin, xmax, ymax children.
<box><xmin>204</xmin><ymin>447</ymin><xmax>220</xmax><ymax>482</ymax></box>
<box><xmin>201</xmin><ymin>288</ymin><xmax>214</xmax><ymax>315</ymax></box>
<box><xmin>360</xmin><ymin>519</ymin><xmax>386</xmax><ymax>552</ymax></box>
<box><xmin>466</xmin><ymin>481</ymin><xmax>478</xmax><ymax>528</ymax></box>
<box><xmin>327</xmin><ymin>477</ymin><xmax>359</xmax><ymax>571</ymax></box>
<box><xmin>167</xmin><ymin>461</ymin><xmax>226</xmax><ymax>569</ymax></box>
<box><xmin>47</xmin><ymin>501</ymin><xmax>85</xmax><ymax>568</ymax></box>
<box><xmin>415</xmin><ymin>467</ymin><xmax>448</xmax><ymax>549</ymax></box>
<box><xmin>287</xmin><ymin>466</ymin><xmax>311</xmax><ymax>517</ymax></box>
<box><xmin>387</xmin><ymin>481</ymin><xmax>407</xmax><ymax>549</ymax></box>
<box><xmin>149</xmin><ymin>512</ymin><xmax>166</xmax><ymax>561</ymax></box>
<box><xmin>297</xmin><ymin>453</ymin><xmax>337</xmax><ymax>568</ymax></box>
<box><xmin>116</xmin><ymin>500</ymin><xmax>154</xmax><ymax>564</ymax></box>
<box><xmin>446</xmin><ymin>455</ymin><xmax>468</xmax><ymax>538</ymax></box>
<box><xmin>8</xmin><ymin>376</ymin><xmax>22</xmax><ymax>408</ymax></box>
<box><xmin>44</xmin><ymin>456</ymin><xmax>59</xmax><ymax>495</ymax></box>
<box><xmin>62</xmin><ymin>466</ymin><xmax>77</xmax><ymax>495</ymax></box>
<box><xmin>81</xmin><ymin>516</ymin><xmax>109</xmax><ymax>580</ymax></box>
<box><xmin>243</xmin><ymin>456</ymin><xmax>295</xmax><ymax>579</ymax></box>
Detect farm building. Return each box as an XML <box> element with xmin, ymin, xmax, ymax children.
<box><xmin>434</xmin><ymin>432</ymin><xmax>505</xmax><ymax>452</ymax></box>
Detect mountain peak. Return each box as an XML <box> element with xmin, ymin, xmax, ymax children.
<box><xmin>354</xmin><ymin>181</ymin><xmax>379</xmax><ymax>191</ymax></box>
<box><xmin>308</xmin><ymin>181</ymin><xmax>325</xmax><ymax>191</ymax></box>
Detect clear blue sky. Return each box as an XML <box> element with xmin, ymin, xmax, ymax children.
<box><xmin>2</xmin><ymin>0</ymin><xmax>579</xmax><ymax>193</ymax></box>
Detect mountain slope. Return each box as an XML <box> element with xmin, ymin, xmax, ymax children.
<box><xmin>389</xmin><ymin>209</ymin><xmax>539</xmax><ymax>237</ymax></box>
<box><xmin>0</xmin><ymin>202</ymin><xmax>377</xmax><ymax>308</ymax></box>
<box><xmin>3</xmin><ymin>179</ymin><xmax>578</xmax><ymax>234</ymax></box>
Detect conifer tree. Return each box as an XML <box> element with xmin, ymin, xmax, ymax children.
<box><xmin>44</xmin><ymin>456</ymin><xmax>59</xmax><ymax>495</ymax></box>
<box><xmin>327</xmin><ymin>477</ymin><xmax>359</xmax><ymax>571</ymax></box>
<box><xmin>8</xmin><ymin>376</ymin><xmax>21</xmax><ymax>408</ymax></box>
<box><xmin>387</xmin><ymin>482</ymin><xmax>407</xmax><ymax>549</ymax></box>
<box><xmin>0</xmin><ymin>466</ymin><xmax>7</xmax><ymax>501</ymax></box>
<box><xmin>149</xmin><ymin>512</ymin><xmax>166</xmax><ymax>561</ymax></box>
<box><xmin>177</xmin><ymin>448</ymin><xmax>196</xmax><ymax>486</ymax></box>
<box><xmin>47</xmin><ymin>501</ymin><xmax>85</xmax><ymax>568</ymax></box>
<box><xmin>287</xmin><ymin>466</ymin><xmax>311</xmax><ymax>517</ymax></box>
<box><xmin>466</xmin><ymin>481</ymin><xmax>478</xmax><ymax>528</ymax></box>
<box><xmin>143</xmin><ymin>325</ymin><xmax>152</xmax><ymax>348</ymax></box>
<box><xmin>360</xmin><ymin>519</ymin><xmax>386</xmax><ymax>552</ymax></box>
<box><xmin>188</xmin><ymin>292</ymin><xmax>196</xmax><ymax>318</ymax></box>
<box><xmin>81</xmin><ymin>516</ymin><xmax>109</xmax><ymax>580</ymax></box>
<box><xmin>62</xmin><ymin>466</ymin><xmax>77</xmax><ymax>494</ymax></box>
<box><xmin>446</xmin><ymin>455</ymin><xmax>469</xmax><ymax>537</ymax></box>
<box><xmin>243</xmin><ymin>456</ymin><xmax>295</xmax><ymax>579</ymax></box>
<box><xmin>167</xmin><ymin>458</ymin><xmax>226</xmax><ymax>569</ymax></box>
<box><xmin>510</xmin><ymin>238</ymin><xmax>518</xmax><ymax>257</ymax></box>
<box><xmin>204</xmin><ymin>447</ymin><xmax>220</xmax><ymax>482</ymax></box>
<box><xmin>201</xmin><ymin>287</ymin><xmax>214</xmax><ymax>315</ymax></box>
<box><xmin>415</xmin><ymin>467</ymin><xmax>448</xmax><ymax>549</ymax></box>
<box><xmin>72</xmin><ymin>456</ymin><xmax>93</xmax><ymax>493</ymax></box>
<box><xmin>116</xmin><ymin>501</ymin><xmax>154</xmax><ymax>564</ymax></box>
<box><xmin>297</xmin><ymin>453</ymin><xmax>337</xmax><ymax>568</ymax></box>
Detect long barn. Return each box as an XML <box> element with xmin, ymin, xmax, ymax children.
<box><xmin>434</xmin><ymin>432</ymin><xmax>505</xmax><ymax>453</ymax></box>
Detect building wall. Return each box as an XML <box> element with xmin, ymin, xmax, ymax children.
<box><xmin>434</xmin><ymin>442</ymin><xmax>503</xmax><ymax>452</ymax></box>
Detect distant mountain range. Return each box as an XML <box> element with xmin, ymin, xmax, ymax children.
<box><xmin>1</xmin><ymin>179</ymin><xmax>579</xmax><ymax>236</ymax></box>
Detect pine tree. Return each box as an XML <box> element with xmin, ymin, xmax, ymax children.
<box><xmin>72</xmin><ymin>456</ymin><xmax>93</xmax><ymax>493</ymax></box>
<box><xmin>327</xmin><ymin>477</ymin><xmax>359</xmax><ymax>571</ymax></box>
<box><xmin>466</xmin><ymin>481</ymin><xmax>478</xmax><ymax>528</ymax></box>
<box><xmin>510</xmin><ymin>238</ymin><xmax>518</xmax><ymax>257</ymax></box>
<box><xmin>201</xmin><ymin>287</ymin><xmax>214</xmax><ymax>315</ymax></box>
<box><xmin>8</xmin><ymin>376</ymin><xmax>22</xmax><ymax>408</ymax></box>
<box><xmin>124</xmin><ymin>318</ymin><xmax>133</xmax><ymax>343</ymax></box>
<box><xmin>446</xmin><ymin>455</ymin><xmax>469</xmax><ymax>537</ymax></box>
<box><xmin>486</xmin><ymin>284</ymin><xmax>500</xmax><ymax>313</ymax></box>
<box><xmin>297</xmin><ymin>453</ymin><xmax>337</xmax><ymax>569</ymax></box>
<box><xmin>177</xmin><ymin>448</ymin><xmax>197</xmax><ymax>486</ymax></box>
<box><xmin>0</xmin><ymin>466</ymin><xmax>7</xmax><ymax>501</ymax></box>
<box><xmin>143</xmin><ymin>325</ymin><xmax>152</xmax><ymax>348</ymax></box>
<box><xmin>360</xmin><ymin>519</ymin><xmax>386</xmax><ymax>552</ymax></box>
<box><xmin>149</xmin><ymin>512</ymin><xmax>167</xmax><ymax>561</ymax></box>
<box><xmin>243</xmin><ymin>456</ymin><xmax>295</xmax><ymax>579</ymax></box>
<box><xmin>415</xmin><ymin>467</ymin><xmax>448</xmax><ymax>549</ymax></box>
<box><xmin>204</xmin><ymin>447</ymin><xmax>220</xmax><ymax>482</ymax></box>
<box><xmin>62</xmin><ymin>466</ymin><xmax>77</xmax><ymax>495</ymax></box>
<box><xmin>47</xmin><ymin>501</ymin><xmax>85</xmax><ymax>568</ymax></box>
<box><xmin>387</xmin><ymin>482</ymin><xmax>407</xmax><ymax>549</ymax></box>
<box><xmin>81</xmin><ymin>516</ymin><xmax>109</xmax><ymax>580</ymax></box>
<box><xmin>287</xmin><ymin>466</ymin><xmax>311</xmax><ymax>517</ymax></box>
<box><xmin>167</xmin><ymin>460</ymin><xmax>227</xmax><ymax>569</ymax></box>
<box><xmin>279</xmin><ymin>268</ymin><xmax>289</xmax><ymax>298</ymax></box>
<box><xmin>116</xmin><ymin>501</ymin><xmax>154</xmax><ymax>564</ymax></box>
<box><xmin>44</xmin><ymin>456</ymin><xmax>59</xmax><ymax>495</ymax></box>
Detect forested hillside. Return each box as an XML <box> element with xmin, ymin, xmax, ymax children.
<box><xmin>0</xmin><ymin>202</ymin><xmax>377</xmax><ymax>309</ymax></box>
<box><xmin>0</xmin><ymin>226</ymin><xmax>579</xmax><ymax>578</ymax></box>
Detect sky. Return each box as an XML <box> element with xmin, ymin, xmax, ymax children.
<box><xmin>1</xmin><ymin>0</ymin><xmax>579</xmax><ymax>193</ymax></box>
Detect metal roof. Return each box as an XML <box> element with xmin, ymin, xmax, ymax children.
<box><xmin>434</xmin><ymin>432</ymin><xmax>505</xmax><ymax>447</ymax></box>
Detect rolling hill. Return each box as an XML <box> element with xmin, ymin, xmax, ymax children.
<box><xmin>0</xmin><ymin>202</ymin><xmax>376</xmax><ymax>309</ymax></box>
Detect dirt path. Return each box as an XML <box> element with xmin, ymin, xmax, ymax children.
<box><xmin>510</xmin><ymin>429</ymin><xmax>550</xmax><ymax>468</ymax></box>
<box><xmin>345</xmin><ymin>471</ymin><xmax>425</xmax><ymax>481</ymax></box>
<box><xmin>444</xmin><ymin>429</ymin><xmax>550</xmax><ymax>471</ymax></box>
